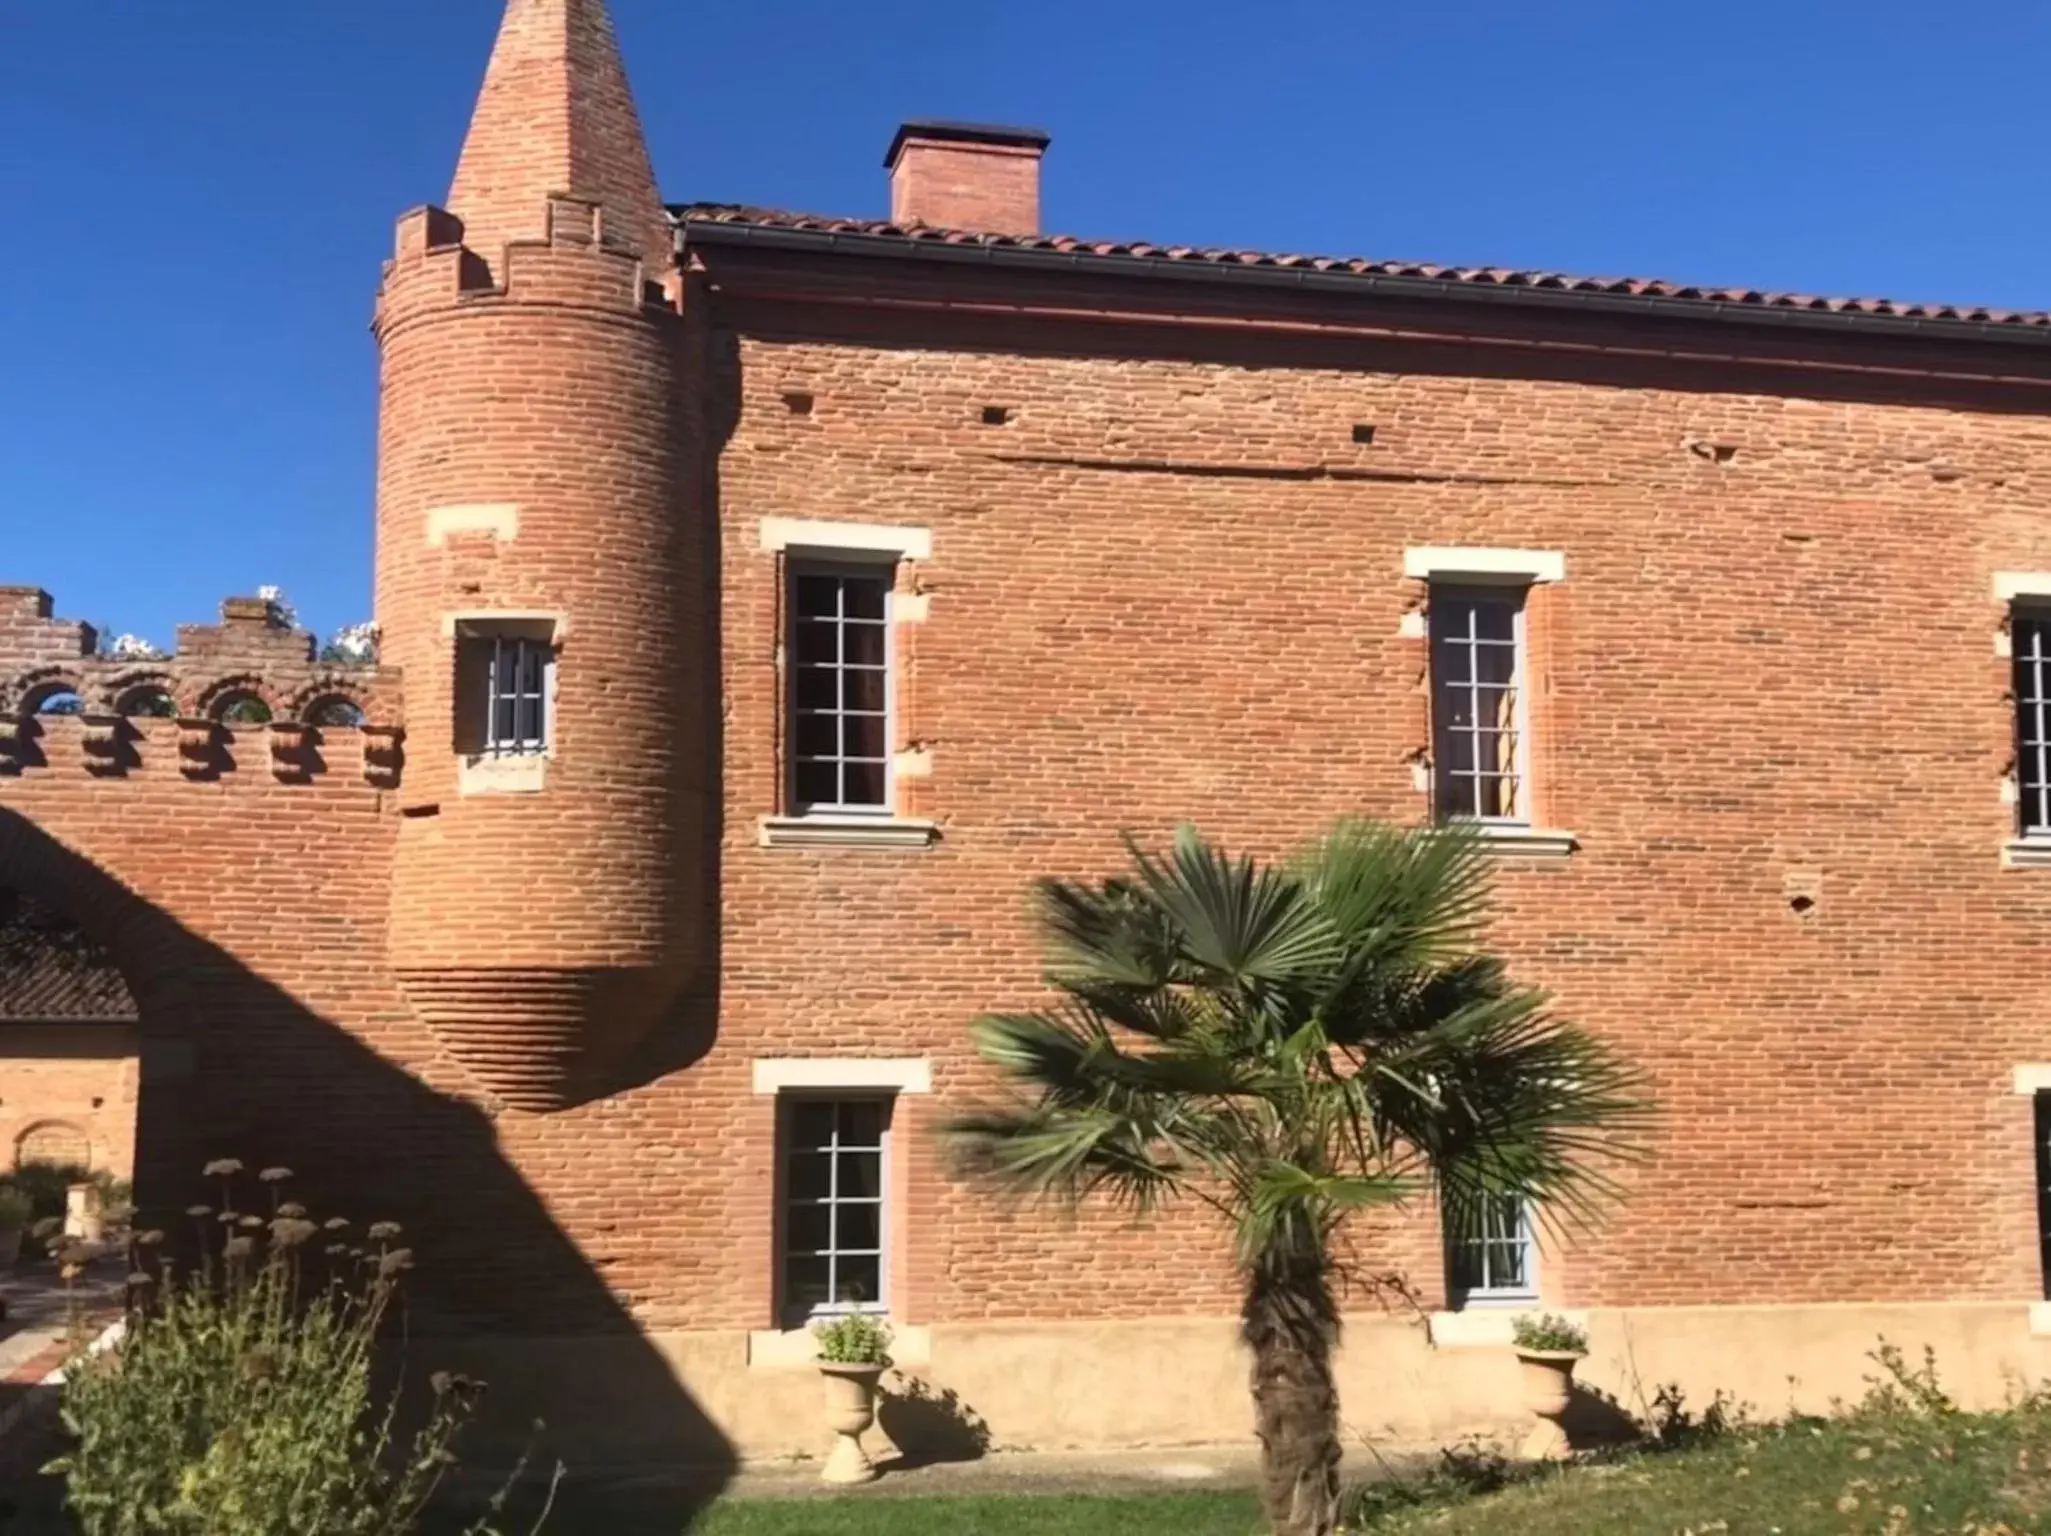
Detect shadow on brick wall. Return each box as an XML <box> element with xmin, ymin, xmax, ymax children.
<box><xmin>0</xmin><ymin>807</ymin><xmax>737</xmax><ymax>1531</ymax></box>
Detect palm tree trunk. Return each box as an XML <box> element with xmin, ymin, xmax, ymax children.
<box><xmin>1242</xmin><ymin>1247</ymin><xmax>1341</xmax><ymax>1536</ymax></box>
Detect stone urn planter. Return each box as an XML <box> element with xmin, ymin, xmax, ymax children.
<box><xmin>64</xmin><ymin>1182</ymin><xmax>105</xmax><ymax>1244</ymax></box>
<box><xmin>812</xmin><ymin>1313</ymin><xmax>894</xmax><ymax>1486</ymax></box>
<box><xmin>1513</xmin><ymin>1347</ymin><xmax>1581</xmax><ymax>1460</ymax></box>
<box><xmin>1510</xmin><ymin>1312</ymin><xmax>1588</xmax><ymax>1462</ymax></box>
<box><xmin>817</xmin><ymin>1359</ymin><xmax>888</xmax><ymax>1484</ymax></box>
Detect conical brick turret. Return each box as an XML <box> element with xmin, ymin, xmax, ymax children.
<box><xmin>372</xmin><ymin>0</ymin><xmax>706</xmax><ymax>1112</ymax></box>
<box><xmin>447</xmin><ymin>0</ymin><xmax>673</xmax><ymax>278</ymax></box>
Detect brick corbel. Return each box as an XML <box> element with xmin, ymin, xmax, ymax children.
<box><xmin>361</xmin><ymin>724</ymin><xmax>405</xmax><ymax>789</ymax></box>
<box><xmin>269</xmin><ymin>721</ymin><xmax>313</xmax><ymax>783</ymax></box>
<box><xmin>175</xmin><ymin>717</ymin><xmax>221</xmax><ymax>779</ymax></box>
<box><xmin>80</xmin><ymin>713</ymin><xmax>129</xmax><ymax>778</ymax></box>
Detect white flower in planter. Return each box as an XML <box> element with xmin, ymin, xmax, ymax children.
<box><xmin>256</xmin><ymin>585</ymin><xmax>300</xmax><ymax>630</ymax></box>
<box><xmin>324</xmin><ymin>622</ymin><xmax>380</xmax><ymax>666</ymax></box>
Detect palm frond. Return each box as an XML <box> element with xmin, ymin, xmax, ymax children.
<box><xmin>1035</xmin><ymin>876</ymin><xmax>1182</xmax><ymax>990</ymax></box>
<box><xmin>1124</xmin><ymin>826</ymin><xmax>1341</xmax><ymax>990</ymax></box>
<box><xmin>948</xmin><ymin>1105</ymin><xmax>1187</xmax><ymax>1214</ymax></box>
<box><xmin>1299</xmin><ymin>819</ymin><xmax>1493</xmax><ymax>973</ymax></box>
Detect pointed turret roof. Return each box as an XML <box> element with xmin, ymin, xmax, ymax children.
<box><xmin>446</xmin><ymin>0</ymin><xmax>671</xmax><ymax>273</ymax></box>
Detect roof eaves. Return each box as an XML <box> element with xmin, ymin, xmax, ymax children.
<box><xmin>672</xmin><ymin>209</ymin><xmax>2051</xmax><ymax>350</ymax></box>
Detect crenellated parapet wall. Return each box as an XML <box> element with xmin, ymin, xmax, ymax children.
<box><xmin>0</xmin><ymin>588</ymin><xmax>403</xmax><ymax>787</ymax></box>
<box><xmin>374</xmin><ymin>193</ymin><xmax>679</xmax><ymax>347</ymax></box>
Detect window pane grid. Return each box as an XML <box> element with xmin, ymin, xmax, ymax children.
<box><xmin>1431</xmin><ymin>589</ymin><xmax>1527</xmax><ymax>823</ymax></box>
<box><xmin>783</xmin><ymin>1099</ymin><xmax>887</xmax><ymax>1319</ymax></box>
<box><xmin>2018</xmin><ymin>615</ymin><xmax>2051</xmax><ymax>836</ymax></box>
<box><xmin>791</xmin><ymin>571</ymin><xmax>891</xmax><ymax>813</ymax></box>
<box><xmin>483</xmin><ymin>635</ymin><xmax>548</xmax><ymax>757</ymax></box>
<box><xmin>1448</xmin><ymin>1195</ymin><xmax>1536</xmax><ymax>1301</ymax></box>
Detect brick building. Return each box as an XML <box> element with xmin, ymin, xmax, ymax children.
<box><xmin>9</xmin><ymin>0</ymin><xmax>2051</xmax><ymax>1473</ymax></box>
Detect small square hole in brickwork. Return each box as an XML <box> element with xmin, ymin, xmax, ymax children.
<box><xmin>782</xmin><ymin>391</ymin><xmax>815</xmax><ymax>416</ymax></box>
<box><xmin>1352</xmin><ymin>423</ymin><xmax>1377</xmax><ymax>445</ymax></box>
<box><xmin>981</xmin><ymin>405</ymin><xmax>1012</xmax><ymax>427</ymax></box>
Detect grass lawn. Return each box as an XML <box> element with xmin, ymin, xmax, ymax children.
<box><xmin>1359</xmin><ymin>1393</ymin><xmax>2051</xmax><ymax>1535</ymax></box>
<box><xmin>637</xmin><ymin>1369</ymin><xmax>2051</xmax><ymax>1536</ymax></box>
<box><xmin>680</xmin><ymin>1492</ymin><xmax>1263</xmax><ymax>1535</ymax></box>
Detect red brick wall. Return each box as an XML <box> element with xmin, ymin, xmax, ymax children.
<box><xmin>9</xmin><ymin>259</ymin><xmax>2051</xmax><ymax>1361</ymax></box>
<box><xmin>702</xmin><ymin>297</ymin><xmax>2051</xmax><ymax>1320</ymax></box>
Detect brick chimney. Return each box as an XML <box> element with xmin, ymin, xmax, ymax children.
<box><xmin>886</xmin><ymin>120</ymin><xmax>1050</xmax><ymax>236</ymax></box>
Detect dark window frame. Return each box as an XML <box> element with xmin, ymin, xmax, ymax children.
<box><xmin>787</xmin><ymin>560</ymin><xmax>895</xmax><ymax>816</ymax></box>
<box><xmin>776</xmin><ymin>1093</ymin><xmax>893</xmax><ymax>1326</ymax></box>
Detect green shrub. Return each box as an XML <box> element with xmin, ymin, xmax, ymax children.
<box><xmin>812</xmin><ymin>1313</ymin><xmax>893</xmax><ymax>1365</ymax></box>
<box><xmin>1511</xmin><ymin>1312</ymin><xmax>1588</xmax><ymax>1354</ymax></box>
<box><xmin>44</xmin><ymin>1160</ymin><xmax>553</xmax><ymax>1536</ymax></box>
<box><xmin>0</xmin><ymin>1183</ymin><xmax>31</xmax><ymax>1231</ymax></box>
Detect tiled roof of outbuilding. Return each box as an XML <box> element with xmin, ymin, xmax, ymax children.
<box><xmin>674</xmin><ymin>203</ymin><xmax>2051</xmax><ymax>334</ymax></box>
<box><xmin>0</xmin><ymin>946</ymin><xmax>136</xmax><ymax>1022</ymax></box>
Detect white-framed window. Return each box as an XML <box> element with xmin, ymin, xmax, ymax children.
<box><xmin>2017</xmin><ymin>607</ymin><xmax>2051</xmax><ymax>839</ymax></box>
<box><xmin>1446</xmin><ymin>1194</ymin><xmax>1537</xmax><ymax>1305</ymax></box>
<box><xmin>780</xmin><ymin>1095</ymin><xmax>891</xmax><ymax>1323</ymax></box>
<box><xmin>454</xmin><ymin>621</ymin><xmax>556</xmax><ymax>758</ymax></box>
<box><xmin>1429</xmin><ymin>584</ymin><xmax>1530</xmax><ymax>824</ymax></box>
<box><xmin>789</xmin><ymin>562</ymin><xmax>893</xmax><ymax>815</ymax></box>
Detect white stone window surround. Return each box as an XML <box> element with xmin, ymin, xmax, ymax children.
<box><xmin>752</xmin><ymin>1058</ymin><xmax>934</xmax><ymax>1096</ymax></box>
<box><xmin>1428</xmin><ymin>1307</ymin><xmax>1591</xmax><ymax>1350</ymax></box>
<box><xmin>749</xmin><ymin>1057</ymin><xmax>933</xmax><ymax>1365</ymax></box>
<box><xmin>440</xmin><ymin>611</ymin><xmax>566</xmax><ymax>797</ymax></box>
<box><xmin>758</xmin><ymin>517</ymin><xmax>932</xmax><ymax>562</ymax></box>
<box><xmin>425</xmin><ymin>503</ymin><xmax>521</xmax><ymax>548</ymax></box>
<box><xmin>1407</xmin><ymin>548</ymin><xmax>1575</xmax><ymax>859</ymax></box>
<box><xmin>758</xmin><ymin>518</ymin><xmax>939</xmax><ymax>850</ymax></box>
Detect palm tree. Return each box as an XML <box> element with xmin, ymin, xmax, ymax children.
<box><xmin>951</xmin><ymin>820</ymin><xmax>1649</xmax><ymax>1536</ymax></box>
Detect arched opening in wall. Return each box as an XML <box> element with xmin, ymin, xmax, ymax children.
<box><xmin>10</xmin><ymin>682</ymin><xmax>87</xmax><ymax>769</ymax></box>
<box><xmin>210</xmin><ymin>690</ymin><xmax>273</xmax><ymax>727</ymax></box>
<box><xmin>17</xmin><ymin>1118</ymin><xmax>92</xmax><ymax>1169</ymax></box>
<box><xmin>0</xmin><ymin>886</ymin><xmax>141</xmax><ymax>1240</ymax></box>
<box><xmin>303</xmin><ymin>695</ymin><xmax>365</xmax><ymax>728</ymax></box>
<box><xmin>115</xmin><ymin>686</ymin><xmax>177</xmax><ymax>720</ymax></box>
<box><xmin>27</xmin><ymin>685</ymin><xmax>84</xmax><ymax>718</ymax></box>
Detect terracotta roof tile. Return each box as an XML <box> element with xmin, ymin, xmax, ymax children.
<box><xmin>673</xmin><ymin>203</ymin><xmax>2051</xmax><ymax>332</ymax></box>
<box><xmin>0</xmin><ymin>946</ymin><xmax>136</xmax><ymax>1022</ymax></box>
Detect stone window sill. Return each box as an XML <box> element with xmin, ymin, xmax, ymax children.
<box><xmin>1470</xmin><ymin>824</ymin><xmax>1578</xmax><ymax>860</ymax></box>
<box><xmin>457</xmin><ymin>754</ymin><xmax>548</xmax><ymax>795</ymax></box>
<box><xmin>747</xmin><ymin>1321</ymin><xmax>931</xmax><ymax>1369</ymax></box>
<box><xmin>1427</xmin><ymin>1306</ymin><xmax>1586</xmax><ymax>1349</ymax></box>
<box><xmin>758</xmin><ymin>815</ymin><xmax>939</xmax><ymax>850</ymax></box>
<box><xmin>2005</xmin><ymin>838</ymin><xmax>2051</xmax><ymax>868</ymax></box>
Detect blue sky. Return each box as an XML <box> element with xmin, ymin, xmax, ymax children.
<box><xmin>4</xmin><ymin>1</ymin><xmax>2048</xmax><ymax>648</ymax></box>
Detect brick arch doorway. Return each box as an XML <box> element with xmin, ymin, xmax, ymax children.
<box><xmin>0</xmin><ymin>883</ymin><xmax>144</xmax><ymax>1188</ymax></box>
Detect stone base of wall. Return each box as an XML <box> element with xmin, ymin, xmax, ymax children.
<box><xmin>413</xmin><ymin>1301</ymin><xmax>2051</xmax><ymax>1473</ymax></box>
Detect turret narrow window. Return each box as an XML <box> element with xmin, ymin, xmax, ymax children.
<box><xmin>789</xmin><ymin>564</ymin><xmax>893</xmax><ymax>815</ymax></box>
<box><xmin>454</xmin><ymin>620</ymin><xmax>557</xmax><ymax>760</ymax></box>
